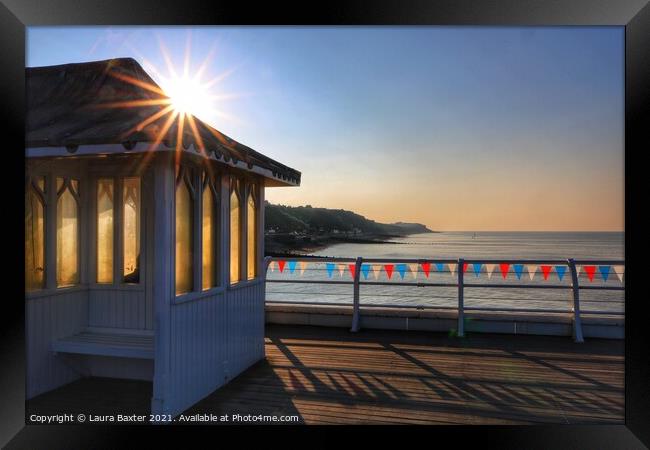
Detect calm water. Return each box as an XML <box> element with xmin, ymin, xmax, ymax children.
<box><xmin>266</xmin><ymin>232</ymin><xmax>625</xmax><ymax>313</ymax></box>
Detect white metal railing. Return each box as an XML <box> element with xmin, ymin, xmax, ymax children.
<box><xmin>263</xmin><ymin>256</ymin><xmax>625</xmax><ymax>343</ymax></box>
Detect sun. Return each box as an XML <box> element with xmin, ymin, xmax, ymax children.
<box><xmin>158</xmin><ymin>74</ymin><xmax>214</xmax><ymax>122</ymax></box>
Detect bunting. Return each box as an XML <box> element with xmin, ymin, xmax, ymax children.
<box><xmin>396</xmin><ymin>263</ymin><xmax>407</xmax><ymax>279</ymax></box>
<box><xmin>583</xmin><ymin>265</ymin><xmax>596</xmax><ymax>282</ymax></box>
<box><xmin>472</xmin><ymin>263</ymin><xmax>482</xmax><ymax>277</ymax></box>
<box><xmin>448</xmin><ymin>263</ymin><xmax>457</xmax><ymax>277</ymax></box>
<box><xmin>338</xmin><ymin>264</ymin><xmax>346</xmax><ymax>277</ymax></box>
<box><xmin>299</xmin><ymin>261</ymin><xmax>308</xmax><ymax>275</ymax></box>
<box><xmin>486</xmin><ymin>264</ymin><xmax>496</xmax><ymax>279</ymax></box>
<box><xmin>541</xmin><ymin>265</ymin><xmax>552</xmax><ymax>280</ymax></box>
<box><xmin>499</xmin><ymin>263</ymin><xmax>510</xmax><ymax>279</ymax></box>
<box><xmin>348</xmin><ymin>264</ymin><xmax>356</xmax><ymax>279</ymax></box>
<box><xmin>361</xmin><ymin>264</ymin><xmax>371</xmax><ymax>280</ymax></box>
<box><xmin>421</xmin><ymin>262</ymin><xmax>431</xmax><ymax>278</ymax></box>
<box><xmin>555</xmin><ymin>265</ymin><xmax>567</xmax><ymax>281</ymax></box>
<box><xmin>409</xmin><ymin>263</ymin><xmax>419</xmax><ymax>279</ymax></box>
<box><xmin>268</xmin><ymin>261</ymin><xmax>276</xmax><ymax>273</ymax></box>
<box><xmin>326</xmin><ymin>262</ymin><xmax>335</xmax><ymax>278</ymax></box>
<box><xmin>527</xmin><ymin>264</ymin><xmax>538</xmax><ymax>280</ymax></box>
<box><xmin>463</xmin><ymin>262</ymin><xmax>469</xmax><ymax>273</ymax></box>
<box><xmin>598</xmin><ymin>265</ymin><xmax>610</xmax><ymax>282</ymax></box>
<box><xmin>613</xmin><ymin>265</ymin><xmax>624</xmax><ymax>282</ymax></box>
<box><xmin>384</xmin><ymin>264</ymin><xmax>394</xmax><ymax>279</ymax></box>
<box><xmin>288</xmin><ymin>261</ymin><xmax>297</xmax><ymax>274</ymax></box>
<box><xmin>278</xmin><ymin>260</ymin><xmax>286</xmax><ymax>273</ymax></box>
<box><xmin>372</xmin><ymin>264</ymin><xmax>382</xmax><ymax>280</ymax></box>
<box><xmin>513</xmin><ymin>264</ymin><xmax>524</xmax><ymax>280</ymax></box>
<box><xmin>435</xmin><ymin>263</ymin><xmax>445</xmax><ymax>272</ymax></box>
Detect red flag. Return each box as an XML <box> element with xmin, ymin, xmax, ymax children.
<box><xmin>584</xmin><ymin>265</ymin><xmax>596</xmax><ymax>282</ymax></box>
<box><xmin>541</xmin><ymin>265</ymin><xmax>552</xmax><ymax>280</ymax></box>
<box><xmin>421</xmin><ymin>262</ymin><xmax>431</xmax><ymax>278</ymax></box>
<box><xmin>499</xmin><ymin>263</ymin><xmax>510</xmax><ymax>279</ymax></box>
<box><xmin>384</xmin><ymin>264</ymin><xmax>394</xmax><ymax>279</ymax></box>
<box><xmin>278</xmin><ymin>260</ymin><xmax>286</xmax><ymax>273</ymax></box>
<box><xmin>463</xmin><ymin>263</ymin><xmax>468</xmax><ymax>273</ymax></box>
<box><xmin>348</xmin><ymin>264</ymin><xmax>356</xmax><ymax>278</ymax></box>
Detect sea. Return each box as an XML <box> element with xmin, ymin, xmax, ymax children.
<box><xmin>265</xmin><ymin>231</ymin><xmax>625</xmax><ymax>314</ymax></box>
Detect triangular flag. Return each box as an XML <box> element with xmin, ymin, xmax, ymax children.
<box><xmin>435</xmin><ymin>263</ymin><xmax>445</xmax><ymax>272</ymax></box>
<box><xmin>348</xmin><ymin>264</ymin><xmax>356</xmax><ymax>279</ymax></box>
<box><xmin>421</xmin><ymin>262</ymin><xmax>431</xmax><ymax>278</ymax></box>
<box><xmin>527</xmin><ymin>265</ymin><xmax>538</xmax><ymax>280</ymax></box>
<box><xmin>372</xmin><ymin>264</ymin><xmax>382</xmax><ymax>280</ymax></box>
<box><xmin>613</xmin><ymin>265</ymin><xmax>625</xmax><ymax>282</ymax></box>
<box><xmin>472</xmin><ymin>263</ymin><xmax>482</xmax><ymax>277</ymax></box>
<box><xmin>598</xmin><ymin>265</ymin><xmax>611</xmax><ymax>282</ymax></box>
<box><xmin>268</xmin><ymin>260</ymin><xmax>276</xmax><ymax>272</ymax></box>
<box><xmin>583</xmin><ymin>265</ymin><xmax>596</xmax><ymax>282</ymax></box>
<box><xmin>288</xmin><ymin>261</ymin><xmax>297</xmax><ymax>274</ymax></box>
<box><xmin>326</xmin><ymin>262</ymin><xmax>335</xmax><ymax>278</ymax></box>
<box><xmin>396</xmin><ymin>263</ymin><xmax>407</xmax><ymax>279</ymax></box>
<box><xmin>499</xmin><ymin>263</ymin><xmax>510</xmax><ymax>279</ymax></box>
<box><xmin>408</xmin><ymin>263</ymin><xmax>419</xmax><ymax>279</ymax></box>
<box><xmin>485</xmin><ymin>264</ymin><xmax>496</xmax><ymax>279</ymax></box>
<box><xmin>513</xmin><ymin>264</ymin><xmax>524</xmax><ymax>280</ymax></box>
<box><xmin>361</xmin><ymin>264</ymin><xmax>371</xmax><ymax>280</ymax></box>
<box><xmin>384</xmin><ymin>264</ymin><xmax>394</xmax><ymax>280</ymax></box>
<box><xmin>338</xmin><ymin>264</ymin><xmax>345</xmax><ymax>277</ymax></box>
<box><xmin>278</xmin><ymin>260</ymin><xmax>286</xmax><ymax>273</ymax></box>
<box><xmin>541</xmin><ymin>265</ymin><xmax>552</xmax><ymax>280</ymax></box>
<box><xmin>299</xmin><ymin>261</ymin><xmax>307</xmax><ymax>275</ymax></box>
<box><xmin>576</xmin><ymin>265</ymin><xmax>581</xmax><ymax>277</ymax></box>
<box><xmin>448</xmin><ymin>263</ymin><xmax>457</xmax><ymax>277</ymax></box>
<box><xmin>463</xmin><ymin>262</ymin><xmax>468</xmax><ymax>273</ymax></box>
<box><xmin>555</xmin><ymin>265</ymin><xmax>567</xmax><ymax>281</ymax></box>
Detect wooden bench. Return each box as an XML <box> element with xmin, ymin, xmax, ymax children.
<box><xmin>52</xmin><ymin>327</ymin><xmax>154</xmax><ymax>360</ymax></box>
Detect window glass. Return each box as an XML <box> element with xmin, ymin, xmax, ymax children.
<box><xmin>230</xmin><ymin>188</ymin><xmax>240</xmax><ymax>284</ymax></box>
<box><xmin>97</xmin><ymin>178</ymin><xmax>114</xmax><ymax>283</ymax></box>
<box><xmin>56</xmin><ymin>178</ymin><xmax>79</xmax><ymax>287</ymax></box>
<box><xmin>247</xmin><ymin>187</ymin><xmax>257</xmax><ymax>280</ymax></box>
<box><xmin>123</xmin><ymin>177</ymin><xmax>140</xmax><ymax>283</ymax></box>
<box><xmin>175</xmin><ymin>179</ymin><xmax>193</xmax><ymax>295</ymax></box>
<box><xmin>202</xmin><ymin>185</ymin><xmax>217</xmax><ymax>290</ymax></box>
<box><xmin>25</xmin><ymin>186</ymin><xmax>45</xmax><ymax>291</ymax></box>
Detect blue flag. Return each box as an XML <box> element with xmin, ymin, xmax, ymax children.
<box><xmin>435</xmin><ymin>263</ymin><xmax>444</xmax><ymax>272</ymax></box>
<box><xmin>599</xmin><ymin>265</ymin><xmax>610</xmax><ymax>282</ymax></box>
<box><xmin>473</xmin><ymin>263</ymin><xmax>482</xmax><ymax>277</ymax></box>
<box><xmin>396</xmin><ymin>263</ymin><xmax>407</xmax><ymax>279</ymax></box>
<box><xmin>361</xmin><ymin>264</ymin><xmax>371</xmax><ymax>280</ymax></box>
<box><xmin>555</xmin><ymin>265</ymin><xmax>566</xmax><ymax>281</ymax></box>
<box><xmin>288</xmin><ymin>261</ymin><xmax>297</xmax><ymax>274</ymax></box>
<box><xmin>514</xmin><ymin>264</ymin><xmax>524</xmax><ymax>280</ymax></box>
<box><xmin>326</xmin><ymin>262</ymin><xmax>335</xmax><ymax>278</ymax></box>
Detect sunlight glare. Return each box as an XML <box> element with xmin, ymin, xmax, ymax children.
<box><xmin>161</xmin><ymin>74</ymin><xmax>214</xmax><ymax>122</ymax></box>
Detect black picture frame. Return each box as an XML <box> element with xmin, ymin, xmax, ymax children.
<box><xmin>1</xmin><ymin>0</ymin><xmax>648</xmax><ymax>447</ymax></box>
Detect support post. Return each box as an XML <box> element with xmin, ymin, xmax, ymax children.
<box><xmin>567</xmin><ymin>258</ymin><xmax>584</xmax><ymax>343</ymax></box>
<box><xmin>350</xmin><ymin>257</ymin><xmax>363</xmax><ymax>332</ymax></box>
<box><xmin>457</xmin><ymin>258</ymin><xmax>465</xmax><ymax>337</ymax></box>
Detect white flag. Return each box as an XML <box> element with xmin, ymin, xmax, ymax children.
<box><xmin>408</xmin><ymin>263</ymin><xmax>419</xmax><ymax>279</ymax></box>
<box><xmin>338</xmin><ymin>264</ymin><xmax>345</xmax><ymax>277</ymax></box>
<box><xmin>448</xmin><ymin>263</ymin><xmax>457</xmax><ymax>277</ymax></box>
<box><xmin>613</xmin><ymin>265</ymin><xmax>625</xmax><ymax>282</ymax></box>
<box><xmin>372</xmin><ymin>264</ymin><xmax>382</xmax><ymax>280</ymax></box>
<box><xmin>268</xmin><ymin>261</ymin><xmax>275</xmax><ymax>273</ymax></box>
<box><xmin>299</xmin><ymin>261</ymin><xmax>308</xmax><ymax>275</ymax></box>
<box><xmin>527</xmin><ymin>265</ymin><xmax>538</xmax><ymax>280</ymax></box>
<box><xmin>485</xmin><ymin>264</ymin><xmax>496</xmax><ymax>279</ymax></box>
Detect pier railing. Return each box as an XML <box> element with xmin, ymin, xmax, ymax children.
<box><xmin>263</xmin><ymin>256</ymin><xmax>625</xmax><ymax>342</ymax></box>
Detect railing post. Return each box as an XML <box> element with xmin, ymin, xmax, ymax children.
<box><xmin>567</xmin><ymin>258</ymin><xmax>584</xmax><ymax>343</ymax></box>
<box><xmin>350</xmin><ymin>257</ymin><xmax>363</xmax><ymax>332</ymax></box>
<box><xmin>457</xmin><ymin>258</ymin><xmax>465</xmax><ymax>337</ymax></box>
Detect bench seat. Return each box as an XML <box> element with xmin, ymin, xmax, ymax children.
<box><xmin>52</xmin><ymin>328</ymin><xmax>154</xmax><ymax>360</ymax></box>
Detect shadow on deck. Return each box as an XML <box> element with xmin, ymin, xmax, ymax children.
<box><xmin>27</xmin><ymin>324</ymin><xmax>624</xmax><ymax>425</ymax></box>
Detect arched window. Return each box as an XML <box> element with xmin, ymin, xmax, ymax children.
<box><xmin>25</xmin><ymin>177</ymin><xmax>46</xmax><ymax>291</ymax></box>
<box><xmin>123</xmin><ymin>177</ymin><xmax>140</xmax><ymax>283</ymax></box>
<box><xmin>175</xmin><ymin>170</ymin><xmax>194</xmax><ymax>296</ymax></box>
<box><xmin>96</xmin><ymin>178</ymin><xmax>114</xmax><ymax>284</ymax></box>
<box><xmin>247</xmin><ymin>184</ymin><xmax>257</xmax><ymax>280</ymax></box>
<box><xmin>202</xmin><ymin>174</ymin><xmax>219</xmax><ymax>290</ymax></box>
<box><xmin>230</xmin><ymin>180</ymin><xmax>241</xmax><ymax>284</ymax></box>
<box><xmin>56</xmin><ymin>177</ymin><xmax>79</xmax><ymax>287</ymax></box>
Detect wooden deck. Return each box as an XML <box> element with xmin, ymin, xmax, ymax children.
<box><xmin>28</xmin><ymin>324</ymin><xmax>624</xmax><ymax>425</ymax></box>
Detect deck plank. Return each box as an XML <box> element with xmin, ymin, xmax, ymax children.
<box><xmin>28</xmin><ymin>324</ymin><xmax>624</xmax><ymax>425</ymax></box>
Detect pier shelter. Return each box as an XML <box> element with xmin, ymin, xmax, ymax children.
<box><xmin>25</xmin><ymin>58</ymin><xmax>300</xmax><ymax>416</ymax></box>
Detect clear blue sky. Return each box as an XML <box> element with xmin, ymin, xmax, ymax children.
<box><xmin>27</xmin><ymin>26</ymin><xmax>624</xmax><ymax>231</ymax></box>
